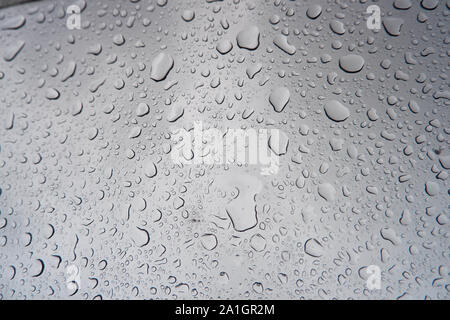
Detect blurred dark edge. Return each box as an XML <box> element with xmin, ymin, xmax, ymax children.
<box><xmin>0</xmin><ymin>0</ymin><xmax>40</xmax><ymax>9</ymax></box>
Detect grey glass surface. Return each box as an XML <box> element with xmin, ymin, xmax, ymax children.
<box><xmin>0</xmin><ymin>0</ymin><xmax>448</xmax><ymax>300</ymax></box>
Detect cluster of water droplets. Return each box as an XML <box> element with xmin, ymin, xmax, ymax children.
<box><xmin>0</xmin><ymin>0</ymin><xmax>448</xmax><ymax>299</ymax></box>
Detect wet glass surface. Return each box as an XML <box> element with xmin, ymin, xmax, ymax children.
<box><xmin>0</xmin><ymin>0</ymin><xmax>448</xmax><ymax>299</ymax></box>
